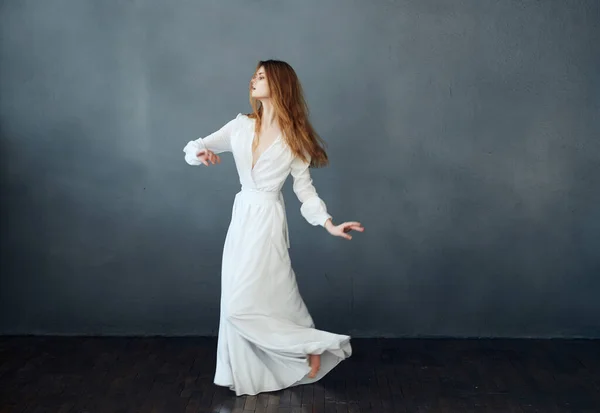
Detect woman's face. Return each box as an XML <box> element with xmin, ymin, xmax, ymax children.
<box><xmin>250</xmin><ymin>66</ymin><xmax>270</xmax><ymax>99</ymax></box>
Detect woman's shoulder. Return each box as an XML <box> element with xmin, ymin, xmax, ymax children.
<box><xmin>222</xmin><ymin>113</ymin><xmax>254</xmax><ymax>140</ymax></box>
<box><xmin>226</xmin><ymin>112</ymin><xmax>252</xmax><ymax>130</ymax></box>
<box><xmin>221</xmin><ymin>112</ymin><xmax>253</xmax><ymax>131</ymax></box>
<box><xmin>234</xmin><ymin>112</ymin><xmax>255</xmax><ymax>123</ymax></box>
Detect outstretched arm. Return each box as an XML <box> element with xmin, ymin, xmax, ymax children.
<box><xmin>290</xmin><ymin>156</ymin><xmax>364</xmax><ymax>239</ymax></box>
<box><xmin>183</xmin><ymin>114</ymin><xmax>239</xmax><ymax>166</ymax></box>
<box><xmin>290</xmin><ymin>156</ymin><xmax>332</xmax><ymax>226</ymax></box>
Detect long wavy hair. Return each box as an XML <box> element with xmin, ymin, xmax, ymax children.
<box><xmin>248</xmin><ymin>60</ymin><xmax>329</xmax><ymax>168</ymax></box>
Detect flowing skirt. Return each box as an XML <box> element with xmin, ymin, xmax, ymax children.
<box><xmin>213</xmin><ymin>189</ymin><xmax>352</xmax><ymax>396</ymax></box>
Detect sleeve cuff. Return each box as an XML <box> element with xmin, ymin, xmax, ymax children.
<box><xmin>183</xmin><ymin>139</ymin><xmax>207</xmax><ymax>165</ymax></box>
<box><xmin>300</xmin><ymin>197</ymin><xmax>332</xmax><ymax>226</ymax></box>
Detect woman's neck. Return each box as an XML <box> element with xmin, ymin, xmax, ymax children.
<box><xmin>260</xmin><ymin>100</ymin><xmax>277</xmax><ymax>129</ymax></box>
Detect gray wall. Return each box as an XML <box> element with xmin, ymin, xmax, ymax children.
<box><xmin>1</xmin><ymin>0</ymin><xmax>599</xmax><ymax>338</ymax></box>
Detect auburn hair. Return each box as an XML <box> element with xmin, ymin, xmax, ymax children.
<box><xmin>248</xmin><ymin>60</ymin><xmax>329</xmax><ymax>168</ymax></box>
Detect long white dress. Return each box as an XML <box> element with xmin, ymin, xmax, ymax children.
<box><xmin>183</xmin><ymin>113</ymin><xmax>352</xmax><ymax>396</ymax></box>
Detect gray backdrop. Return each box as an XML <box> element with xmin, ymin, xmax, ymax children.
<box><xmin>1</xmin><ymin>0</ymin><xmax>599</xmax><ymax>338</ymax></box>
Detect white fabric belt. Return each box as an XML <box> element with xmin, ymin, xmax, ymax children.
<box><xmin>237</xmin><ymin>189</ymin><xmax>281</xmax><ymax>202</ymax></box>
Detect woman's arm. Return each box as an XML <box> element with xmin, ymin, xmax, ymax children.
<box><xmin>290</xmin><ymin>156</ymin><xmax>333</xmax><ymax>226</ymax></box>
<box><xmin>183</xmin><ymin>114</ymin><xmax>240</xmax><ymax>165</ymax></box>
<box><xmin>290</xmin><ymin>156</ymin><xmax>364</xmax><ymax>239</ymax></box>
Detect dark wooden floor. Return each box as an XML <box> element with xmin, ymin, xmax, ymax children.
<box><xmin>1</xmin><ymin>337</ymin><xmax>599</xmax><ymax>412</ymax></box>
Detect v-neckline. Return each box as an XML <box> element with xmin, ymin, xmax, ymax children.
<box><xmin>251</xmin><ymin>132</ymin><xmax>280</xmax><ymax>171</ymax></box>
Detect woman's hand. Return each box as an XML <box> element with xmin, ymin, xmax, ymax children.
<box><xmin>196</xmin><ymin>149</ymin><xmax>221</xmax><ymax>166</ymax></box>
<box><xmin>324</xmin><ymin>219</ymin><xmax>364</xmax><ymax>240</ymax></box>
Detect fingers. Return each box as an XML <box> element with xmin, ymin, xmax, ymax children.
<box><xmin>343</xmin><ymin>221</ymin><xmax>362</xmax><ymax>227</ymax></box>
<box><xmin>342</xmin><ymin>222</ymin><xmax>364</xmax><ymax>233</ymax></box>
<box><xmin>333</xmin><ymin>228</ymin><xmax>352</xmax><ymax>240</ymax></box>
<box><xmin>196</xmin><ymin>150</ymin><xmax>221</xmax><ymax>166</ymax></box>
<box><xmin>195</xmin><ymin>150</ymin><xmax>207</xmax><ymax>165</ymax></box>
<box><xmin>334</xmin><ymin>222</ymin><xmax>364</xmax><ymax>240</ymax></box>
<box><xmin>343</xmin><ymin>225</ymin><xmax>363</xmax><ymax>232</ymax></box>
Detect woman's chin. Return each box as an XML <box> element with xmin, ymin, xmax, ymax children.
<box><xmin>251</xmin><ymin>92</ymin><xmax>268</xmax><ymax>100</ymax></box>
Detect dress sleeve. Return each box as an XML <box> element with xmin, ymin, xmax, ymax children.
<box><xmin>290</xmin><ymin>156</ymin><xmax>332</xmax><ymax>227</ymax></box>
<box><xmin>182</xmin><ymin>114</ymin><xmax>240</xmax><ymax>165</ymax></box>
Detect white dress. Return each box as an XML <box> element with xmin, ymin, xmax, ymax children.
<box><xmin>183</xmin><ymin>113</ymin><xmax>352</xmax><ymax>396</ymax></box>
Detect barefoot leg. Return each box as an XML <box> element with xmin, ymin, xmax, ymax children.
<box><xmin>308</xmin><ymin>354</ymin><xmax>321</xmax><ymax>378</ymax></box>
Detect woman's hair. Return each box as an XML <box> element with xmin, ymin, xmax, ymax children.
<box><xmin>248</xmin><ymin>59</ymin><xmax>329</xmax><ymax>168</ymax></box>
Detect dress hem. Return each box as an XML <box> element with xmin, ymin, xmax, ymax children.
<box><xmin>214</xmin><ymin>336</ymin><xmax>352</xmax><ymax>396</ymax></box>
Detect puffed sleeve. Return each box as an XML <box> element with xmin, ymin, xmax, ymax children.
<box><xmin>290</xmin><ymin>155</ymin><xmax>332</xmax><ymax>227</ymax></box>
<box><xmin>182</xmin><ymin>114</ymin><xmax>241</xmax><ymax>165</ymax></box>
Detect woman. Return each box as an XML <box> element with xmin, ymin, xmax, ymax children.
<box><xmin>183</xmin><ymin>60</ymin><xmax>364</xmax><ymax>396</ymax></box>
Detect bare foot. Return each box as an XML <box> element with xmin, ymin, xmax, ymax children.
<box><xmin>308</xmin><ymin>354</ymin><xmax>321</xmax><ymax>378</ymax></box>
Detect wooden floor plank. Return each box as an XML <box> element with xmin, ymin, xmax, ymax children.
<box><xmin>0</xmin><ymin>337</ymin><xmax>598</xmax><ymax>412</ymax></box>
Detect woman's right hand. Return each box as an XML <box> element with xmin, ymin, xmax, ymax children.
<box><xmin>196</xmin><ymin>149</ymin><xmax>221</xmax><ymax>166</ymax></box>
<box><xmin>324</xmin><ymin>219</ymin><xmax>364</xmax><ymax>240</ymax></box>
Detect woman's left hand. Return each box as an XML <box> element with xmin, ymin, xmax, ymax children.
<box><xmin>324</xmin><ymin>219</ymin><xmax>364</xmax><ymax>240</ymax></box>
